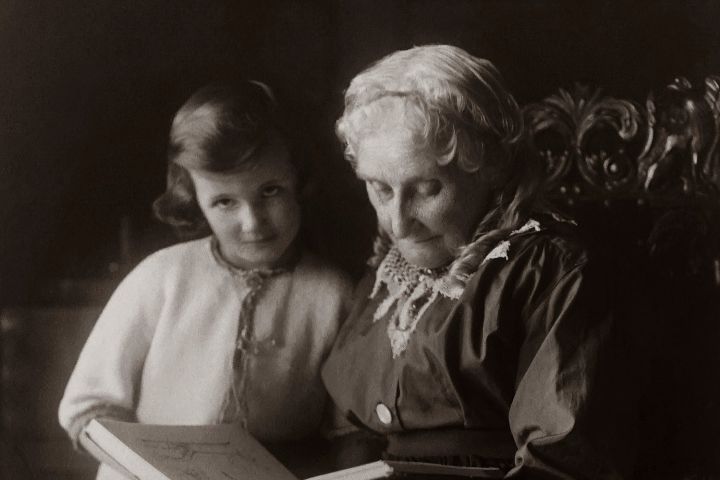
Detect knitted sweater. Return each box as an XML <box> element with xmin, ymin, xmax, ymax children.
<box><xmin>59</xmin><ymin>236</ymin><xmax>352</xmax><ymax>480</ymax></box>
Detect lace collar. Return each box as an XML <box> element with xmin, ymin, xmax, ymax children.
<box><xmin>371</xmin><ymin>219</ymin><xmax>542</xmax><ymax>358</ymax></box>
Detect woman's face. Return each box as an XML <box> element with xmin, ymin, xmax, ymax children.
<box><xmin>355</xmin><ymin>125</ymin><xmax>492</xmax><ymax>268</ymax></box>
<box><xmin>190</xmin><ymin>143</ymin><xmax>301</xmax><ymax>269</ymax></box>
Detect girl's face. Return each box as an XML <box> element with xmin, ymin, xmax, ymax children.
<box><xmin>355</xmin><ymin>124</ymin><xmax>491</xmax><ymax>269</ymax></box>
<box><xmin>190</xmin><ymin>143</ymin><xmax>301</xmax><ymax>270</ymax></box>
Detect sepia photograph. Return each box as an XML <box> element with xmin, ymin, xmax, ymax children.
<box><xmin>1</xmin><ymin>1</ymin><xmax>719</xmax><ymax>479</ymax></box>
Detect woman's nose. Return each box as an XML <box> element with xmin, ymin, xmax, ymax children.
<box><xmin>388</xmin><ymin>197</ymin><xmax>414</xmax><ymax>239</ymax></box>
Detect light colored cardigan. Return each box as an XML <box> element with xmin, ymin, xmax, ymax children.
<box><xmin>58</xmin><ymin>236</ymin><xmax>352</xmax><ymax>480</ymax></box>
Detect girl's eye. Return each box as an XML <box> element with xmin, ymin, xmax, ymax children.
<box><xmin>261</xmin><ymin>185</ymin><xmax>282</xmax><ymax>198</ymax></box>
<box><xmin>416</xmin><ymin>180</ymin><xmax>441</xmax><ymax>197</ymax></box>
<box><xmin>212</xmin><ymin>198</ymin><xmax>236</xmax><ymax>209</ymax></box>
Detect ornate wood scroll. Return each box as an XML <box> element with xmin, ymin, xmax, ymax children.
<box><xmin>525</xmin><ymin>85</ymin><xmax>643</xmax><ymax>202</ymax></box>
<box><xmin>525</xmin><ymin>78</ymin><xmax>720</xmax><ymax>201</ymax></box>
<box><xmin>524</xmin><ymin>79</ymin><xmax>720</xmax><ymax>286</ymax></box>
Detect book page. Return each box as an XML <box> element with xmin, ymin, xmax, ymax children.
<box><xmin>90</xmin><ymin>419</ymin><xmax>299</xmax><ymax>480</ymax></box>
<box><xmin>306</xmin><ymin>460</ymin><xmax>505</xmax><ymax>480</ymax></box>
<box><xmin>305</xmin><ymin>460</ymin><xmax>392</xmax><ymax>480</ymax></box>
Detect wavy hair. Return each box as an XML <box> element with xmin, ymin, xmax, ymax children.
<box><xmin>336</xmin><ymin>45</ymin><xmax>550</xmax><ymax>292</ymax></box>
<box><xmin>153</xmin><ymin>81</ymin><xmax>304</xmax><ymax>237</ymax></box>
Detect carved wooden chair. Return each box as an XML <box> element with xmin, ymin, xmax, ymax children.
<box><xmin>524</xmin><ymin>77</ymin><xmax>720</xmax><ymax>479</ymax></box>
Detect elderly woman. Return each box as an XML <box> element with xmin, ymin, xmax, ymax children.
<box><xmin>322</xmin><ymin>45</ymin><xmax>634</xmax><ymax>479</ymax></box>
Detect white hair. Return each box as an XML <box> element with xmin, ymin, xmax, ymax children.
<box><xmin>337</xmin><ymin>45</ymin><xmax>551</xmax><ymax>292</ymax></box>
<box><xmin>336</xmin><ymin>44</ymin><xmax>523</xmax><ymax>180</ymax></box>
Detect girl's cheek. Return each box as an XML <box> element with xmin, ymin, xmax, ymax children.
<box><xmin>289</xmin><ymin>206</ymin><xmax>302</xmax><ymax>232</ymax></box>
<box><xmin>278</xmin><ymin>198</ymin><xmax>301</xmax><ymax>231</ymax></box>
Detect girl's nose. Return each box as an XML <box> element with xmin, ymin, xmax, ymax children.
<box><xmin>238</xmin><ymin>203</ymin><xmax>265</xmax><ymax>232</ymax></box>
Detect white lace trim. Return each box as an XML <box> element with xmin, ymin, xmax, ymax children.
<box><xmin>371</xmin><ymin>218</ymin><xmax>542</xmax><ymax>358</ymax></box>
<box><xmin>482</xmin><ymin>240</ymin><xmax>511</xmax><ymax>264</ymax></box>
<box><xmin>512</xmin><ymin>218</ymin><xmax>541</xmax><ymax>235</ymax></box>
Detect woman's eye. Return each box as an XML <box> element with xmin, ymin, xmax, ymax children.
<box><xmin>370</xmin><ymin>181</ymin><xmax>393</xmax><ymax>201</ymax></box>
<box><xmin>261</xmin><ymin>185</ymin><xmax>282</xmax><ymax>197</ymax></box>
<box><xmin>212</xmin><ymin>198</ymin><xmax>236</xmax><ymax>209</ymax></box>
<box><xmin>416</xmin><ymin>180</ymin><xmax>441</xmax><ymax>197</ymax></box>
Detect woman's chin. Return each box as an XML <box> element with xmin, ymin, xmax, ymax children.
<box><xmin>397</xmin><ymin>243</ymin><xmax>452</xmax><ymax>270</ymax></box>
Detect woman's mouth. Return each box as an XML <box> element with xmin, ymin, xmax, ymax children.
<box><xmin>409</xmin><ymin>236</ymin><xmax>439</xmax><ymax>244</ymax></box>
<box><xmin>240</xmin><ymin>235</ymin><xmax>276</xmax><ymax>244</ymax></box>
<box><xmin>394</xmin><ymin>236</ymin><xmax>440</xmax><ymax>247</ymax></box>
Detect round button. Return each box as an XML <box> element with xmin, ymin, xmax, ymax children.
<box><xmin>375</xmin><ymin>403</ymin><xmax>393</xmax><ymax>425</ymax></box>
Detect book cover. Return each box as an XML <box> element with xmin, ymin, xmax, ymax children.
<box><xmin>84</xmin><ymin>418</ymin><xmax>299</xmax><ymax>480</ymax></box>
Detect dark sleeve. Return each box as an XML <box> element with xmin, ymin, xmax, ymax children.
<box><xmin>506</xmin><ymin>259</ymin><xmax>639</xmax><ymax>480</ymax></box>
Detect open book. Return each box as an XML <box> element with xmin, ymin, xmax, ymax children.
<box><xmin>84</xmin><ymin>418</ymin><xmax>506</xmax><ymax>480</ymax></box>
<box><xmin>84</xmin><ymin>418</ymin><xmax>298</xmax><ymax>480</ymax></box>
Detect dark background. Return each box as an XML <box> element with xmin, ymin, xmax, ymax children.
<box><xmin>2</xmin><ymin>0</ymin><xmax>720</xmax><ymax>303</ymax></box>
<box><xmin>1</xmin><ymin>1</ymin><xmax>720</xmax><ymax>478</ymax></box>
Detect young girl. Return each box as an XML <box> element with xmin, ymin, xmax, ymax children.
<box><xmin>58</xmin><ymin>81</ymin><xmax>353</xmax><ymax>480</ymax></box>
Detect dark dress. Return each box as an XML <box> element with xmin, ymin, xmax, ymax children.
<box><xmin>322</xmin><ymin>224</ymin><xmax>637</xmax><ymax>480</ymax></box>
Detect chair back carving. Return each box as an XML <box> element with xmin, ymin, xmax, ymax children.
<box><xmin>525</xmin><ymin>79</ymin><xmax>720</xmax><ymax>479</ymax></box>
<box><xmin>525</xmin><ymin>79</ymin><xmax>720</xmax><ymax>284</ymax></box>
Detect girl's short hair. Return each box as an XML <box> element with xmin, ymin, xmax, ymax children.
<box><xmin>153</xmin><ymin>81</ymin><xmax>304</xmax><ymax>237</ymax></box>
<box><xmin>336</xmin><ymin>45</ymin><xmax>550</xmax><ymax>288</ymax></box>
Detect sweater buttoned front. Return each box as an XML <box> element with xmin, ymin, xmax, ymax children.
<box><xmin>59</xmin><ymin>237</ymin><xmax>352</xmax><ymax>480</ymax></box>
